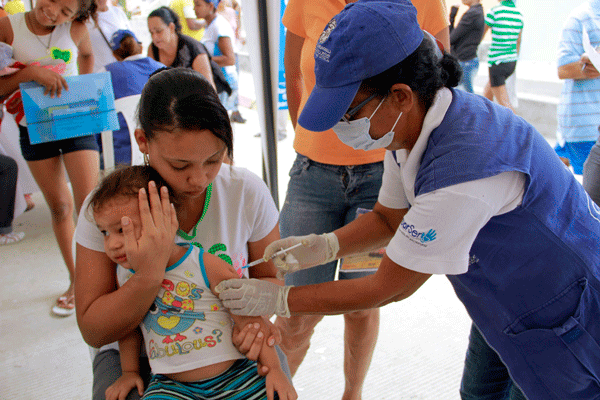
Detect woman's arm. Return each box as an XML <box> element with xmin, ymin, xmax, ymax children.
<box><xmin>287</xmin><ymin>256</ymin><xmax>431</xmax><ymax>315</ymax></box>
<box><xmin>192</xmin><ymin>53</ymin><xmax>216</xmax><ymax>89</ymax></box>
<box><xmin>71</xmin><ymin>20</ymin><xmax>94</xmax><ymax>74</ymax></box>
<box><xmin>212</xmin><ymin>36</ymin><xmax>235</xmax><ymax>67</ymax></box>
<box><xmin>75</xmin><ymin>245</ymin><xmax>164</xmax><ymax>347</ymax></box>
<box><xmin>284</xmin><ymin>30</ymin><xmax>304</xmax><ymax>128</ymax></box>
<box><xmin>76</xmin><ymin>184</ymin><xmax>178</xmax><ymax>347</ymax></box>
<box><xmin>335</xmin><ymin>202</ymin><xmax>406</xmax><ymax>259</ymax></box>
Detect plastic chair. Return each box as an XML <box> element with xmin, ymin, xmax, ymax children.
<box><xmin>100</xmin><ymin>94</ymin><xmax>143</xmax><ymax>170</ymax></box>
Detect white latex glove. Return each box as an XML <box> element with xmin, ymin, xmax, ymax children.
<box><xmin>264</xmin><ymin>233</ymin><xmax>339</xmax><ymax>279</ymax></box>
<box><xmin>215</xmin><ymin>279</ymin><xmax>292</xmax><ymax>317</ymax></box>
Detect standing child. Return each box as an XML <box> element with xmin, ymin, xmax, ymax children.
<box><xmin>89</xmin><ymin>165</ymin><xmax>297</xmax><ymax>400</ymax></box>
<box><xmin>0</xmin><ymin>0</ymin><xmax>99</xmax><ymax>316</ymax></box>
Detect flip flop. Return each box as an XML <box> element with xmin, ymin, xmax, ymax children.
<box><xmin>0</xmin><ymin>232</ymin><xmax>25</xmax><ymax>245</ymax></box>
<box><xmin>51</xmin><ymin>294</ymin><xmax>75</xmax><ymax>317</ymax></box>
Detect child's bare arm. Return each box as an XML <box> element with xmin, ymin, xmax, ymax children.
<box><xmin>105</xmin><ymin>328</ymin><xmax>145</xmax><ymax>400</ymax></box>
<box><xmin>204</xmin><ymin>253</ymin><xmax>297</xmax><ymax>399</ymax></box>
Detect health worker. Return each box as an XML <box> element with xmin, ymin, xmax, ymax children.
<box><xmin>216</xmin><ymin>1</ymin><xmax>600</xmax><ymax>399</ymax></box>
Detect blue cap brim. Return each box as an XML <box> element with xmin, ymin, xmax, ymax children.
<box><xmin>298</xmin><ymin>80</ymin><xmax>361</xmax><ymax>132</ymax></box>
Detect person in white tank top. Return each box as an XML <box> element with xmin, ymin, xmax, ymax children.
<box><xmin>0</xmin><ymin>0</ymin><xmax>98</xmax><ymax>317</ymax></box>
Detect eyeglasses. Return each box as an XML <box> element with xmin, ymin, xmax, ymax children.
<box><xmin>340</xmin><ymin>93</ymin><xmax>378</xmax><ymax>123</ymax></box>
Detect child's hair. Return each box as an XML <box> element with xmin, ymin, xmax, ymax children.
<box><xmin>148</xmin><ymin>6</ymin><xmax>182</xmax><ymax>33</ymax></box>
<box><xmin>88</xmin><ymin>165</ymin><xmax>177</xmax><ymax>216</ymax></box>
<box><xmin>73</xmin><ymin>0</ymin><xmax>95</xmax><ymax>22</ymax></box>
<box><xmin>139</xmin><ymin>67</ymin><xmax>233</xmax><ymax>160</ymax></box>
<box><xmin>113</xmin><ymin>36</ymin><xmax>142</xmax><ymax>60</ymax></box>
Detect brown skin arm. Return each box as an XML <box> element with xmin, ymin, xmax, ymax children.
<box><xmin>335</xmin><ymin>201</ymin><xmax>407</xmax><ymax>259</ymax></box>
<box><xmin>71</xmin><ymin>20</ymin><xmax>94</xmax><ymax>74</ymax></box>
<box><xmin>186</xmin><ymin>17</ymin><xmax>206</xmax><ymax>31</ymax></box>
<box><xmin>286</xmin><ymin>202</ymin><xmax>426</xmax><ymax>315</ymax></box>
<box><xmin>433</xmin><ymin>26</ymin><xmax>450</xmax><ymax>52</ymax></box>
<box><xmin>192</xmin><ymin>53</ymin><xmax>216</xmax><ymax>89</ymax></box>
<box><xmin>287</xmin><ymin>255</ymin><xmax>431</xmax><ymax>315</ymax></box>
<box><xmin>284</xmin><ymin>30</ymin><xmax>304</xmax><ymax>128</ymax></box>
<box><xmin>75</xmin><ymin>245</ymin><xmax>164</xmax><ymax>348</ymax></box>
<box><xmin>212</xmin><ymin>36</ymin><xmax>235</xmax><ymax>67</ymax></box>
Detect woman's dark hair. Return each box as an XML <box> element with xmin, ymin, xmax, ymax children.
<box><xmin>73</xmin><ymin>0</ymin><xmax>95</xmax><ymax>22</ymax></box>
<box><xmin>148</xmin><ymin>6</ymin><xmax>182</xmax><ymax>34</ymax></box>
<box><xmin>113</xmin><ymin>35</ymin><xmax>142</xmax><ymax>60</ymax></box>
<box><xmin>138</xmin><ymin>68</ymin><xmax>233</xmax><ymax>159</ymax></box>
<box><xmin>361</xmin><ymin>36</ymin><xmax>462</xmax><ymax>111</ymax></box>
<box><xmin>88</xmin><ymin>165</ymin><xmax>178</xmax><ymax>216</ymax></box>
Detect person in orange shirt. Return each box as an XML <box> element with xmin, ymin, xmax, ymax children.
<box><xmin>275</xmin><ymin>0</ymin><xmax>449</xmax><ymax>398</ymax></box>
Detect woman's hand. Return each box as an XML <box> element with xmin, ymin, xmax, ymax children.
<box><xmin>264</xmin><ymin>233</ymin><xmax>339</xmax><ymax>279</ymax></box>
<box><xmin>27</xmin><ymin>65</ymin><xmax>69</xmax><ymax>98</ymax></box>
<box><xmin>122</xmin><ymin>182</ymin><xmax>178</xmax><ymax>279</ymax></box>
<box><xmin>217</xmin><ymin>279</ymin><xmax>292</xmax><ymax>317</ymax></box>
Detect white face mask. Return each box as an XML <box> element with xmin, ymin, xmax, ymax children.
<box><xmin>332</xmin><ymin>96</ymin><xmax>402</xmax><ymax>151</ymax></box>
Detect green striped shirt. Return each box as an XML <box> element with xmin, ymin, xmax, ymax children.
<box><xmin>485</xmin><ymin>0</ymin><xmax>524</xmax><ymax>65</ymax></box>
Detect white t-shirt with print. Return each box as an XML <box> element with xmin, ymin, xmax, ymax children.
<box><xmin>76</xmin><ymin>164</ymin><xmax>279</xmax><ymax>356</ymax></box>
<box><xmin>378</xmin><ymin>88</ymin><xmax>526</xmax><ymax>276</ymax></box>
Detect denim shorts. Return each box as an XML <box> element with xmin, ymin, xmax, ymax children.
<box><xmin>19</xmin><ymin>124</ymin><xmax>99</xmax><ymax>162</ymax></box>
<box><xmin>280</xmin><ymin>154</ymin><xmax>383</xmax><ymax>285</ymax></box>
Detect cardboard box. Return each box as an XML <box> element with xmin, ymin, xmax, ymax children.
<box><xmin>20</xmin><ymin>72</ymin><xmax>119</xmax><ymax>144</ymax></box>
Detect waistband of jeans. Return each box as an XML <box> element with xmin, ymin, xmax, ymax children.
<box><xmin>297</xmin><ymin>154</ymin><xmax>383</xmax><ymax>172</ymax></box>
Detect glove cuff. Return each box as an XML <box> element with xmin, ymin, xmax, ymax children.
<box><xmin>276</xmin><ymin>285</ymin><xmax>293</xmax><ymax>318</ymax></box>
<box><xmin>322</xmin><ymin>232</ymin><xmax>340</xmax><ymax>264</ymax></box>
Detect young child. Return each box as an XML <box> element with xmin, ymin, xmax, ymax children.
<box><xmin>0</xmin><ymin>0</ymin><xmax>99</xmax><ymax>316</ymax></box>
<box><xmin>89</xmin><ymin>165</ymin><xmax>297</xmax><ymax>400</ymax></box>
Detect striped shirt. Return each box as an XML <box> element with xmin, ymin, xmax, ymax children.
<box><xmin>485</xmin><ymin>0</ymin><xmax>524</xmax><ymax>66</ymax></box>
<box><xmin>556</xmin><ymin>0</ymin><xmax>600</xmax><ymax>144</ymax></box>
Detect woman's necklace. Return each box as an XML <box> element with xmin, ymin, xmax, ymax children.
<box><xmin>26</xmin><ymin>12</ymin><xmax>54</xmax><ymax>55</ymax></box>
<box><xmin>177</xmin><ymin>183</ymin><xmax>213</xmax><ymax>241</ymax></box>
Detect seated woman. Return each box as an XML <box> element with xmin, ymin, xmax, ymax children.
<box><xmin>98</xmin><ymin>29</ymin><xmax>165</xmax><ymax>166</ymax></box>
<box><xmin>147</xmin><ymin>6</ymin><xmax>215</xmax><ymax>89</ymax></box>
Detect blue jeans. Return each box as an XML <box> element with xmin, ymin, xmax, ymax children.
<box><xmin>460</xmin><ymin>324</ymin><xmax>528</xmax><ymax>400</ymax></box>
<box><xmin>458</xmin><ymin>57</ymin><xmax>479</xmax><ymax>93</ymax></box>
<box><xmin>280</xmin><ymin>154</ymin><xmax>383</xmax><ymax>285</ymax></box>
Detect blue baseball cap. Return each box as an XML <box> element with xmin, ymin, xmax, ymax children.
<box><xmin>298</xmin><ymin>0</ymin><xmax>424</xmax><ymax>132</ymax></box>
<box><xmin>109</xmin><ymin>29</ymin><xmax>140</xmax><ymax>51</ymax></box>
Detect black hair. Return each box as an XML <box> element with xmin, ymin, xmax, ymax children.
<box><xmin>73</xmin><ymin>0</ymin><xmax>95</xmax><ymax>21</ymax></box>
<box><xmin>88</xmin><ymin>165</ymin><xmax>178</xmax><ymax>216</ymax></box>
<box><xmin>148</xmin><ymin>6</ymin><xmax>182</xmax><ymax>33</ymax></box>
<box><xmin>113</xmin><ymin>35</ymin><xmax>142</xmax><ymax>60</ymax></box>
<box><xmin>138</xmin><ymin>67</ymin><xmax>233</xmax><ymax>159</ymax></box>
<box><xmin>361</xmin><ymin>37</ymin><xmax>462</xmax><ymax>111</ymax></box>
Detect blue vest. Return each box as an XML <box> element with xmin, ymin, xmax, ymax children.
<box><xmin>413</xmin><ymin>89</ymin><xmax>600</xmax><ymax>399</ymax></box>
<box><xmin>102</xmin><ymin>57</ymin><xmax>164</xmax><ymax>165</ymax></box>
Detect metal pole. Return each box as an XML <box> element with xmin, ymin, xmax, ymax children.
<box><xmin>257</xmin><ymin>0</ymin><xmax>279</xmax><ymax>207</ymax></box>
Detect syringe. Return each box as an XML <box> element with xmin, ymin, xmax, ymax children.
<box><xmin>241</xmin><ymin>242</ymin><xmax>303</xmax><ymax>269</ymax></box>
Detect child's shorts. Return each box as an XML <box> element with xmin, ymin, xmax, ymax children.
<box><xmin>489</xmin><ymin>61</ymin><xmax>516</xmax><ymax>87</ymax></box>
<box><xmin>19</xmin><ymin>124</ymin><xmax>99</xmax><ymax>162</ymax></box>
<box><xmin>143</xmin><ymin>358</ymin><xmax>277</xmax><ymax>399</ymax></box>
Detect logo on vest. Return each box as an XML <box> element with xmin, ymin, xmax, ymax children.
<box><xmin>399</xmin><ymin>220</ymin><xmax>437</xmax><ymax>247</ymax></box>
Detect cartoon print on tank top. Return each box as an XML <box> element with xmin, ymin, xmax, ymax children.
<box><xmin>50</xmin><ymin>47</ymin><xmax>72</xmax><ymax>63</ymax></box>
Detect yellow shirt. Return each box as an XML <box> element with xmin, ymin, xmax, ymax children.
<box><xmin>282</xmin><ymin>0</ymin><xmax>448</xmax><ymax>165</ymax></box>
<box><xmin>170</xmin><ymin>0</ymin><xmax>204</xmax><ymax>41</ymax></box>
<box><xmin>4</xmin><ymin>0</ymin><xmax>25</xmax><ymax>15</ymax></box>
